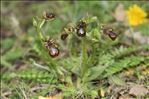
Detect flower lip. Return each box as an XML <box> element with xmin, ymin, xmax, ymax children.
<box><xmin>76</xmin><ymin>27</ymin><xmax>86</xmax><ymax>37</ymax></box>
<box><xmin>101</xmin><ymin>25</ymin><xmax>117</xmax><ymax>41</ymax></box>
<box><xmin>108</xmin><ymin>31</ymin><xmax>117</xmax><ymax>41</ymax></box>
<box><xmin>49</xmin><ymin>47</ymin><xmax>59</xmax><ymax>57</ymax></box>
<box><xmin>44</xmin><ymin>38</ymin><xmax>59</xmax><ymax>58</ymax></box>
<box><xmin>76</xmin><ymin>20</ymin><xmax>87</xmax><ymax>37</ymax></box>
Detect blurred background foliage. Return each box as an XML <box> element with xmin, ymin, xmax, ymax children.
<box><xmin>1</xmin><ymin>1</ymin><xmax>149</xmax><ymax>99</ymax></box>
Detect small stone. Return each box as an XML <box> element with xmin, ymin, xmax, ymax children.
<box><xmin>129</xmin><ymin>85</ymin><xmax>148</xmax><ymax>96</ymax></box>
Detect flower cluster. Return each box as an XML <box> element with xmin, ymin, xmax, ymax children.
<box><xmin>39</xmin><ymin>12</ymin><xmax>118</xmax><ymax>58</ymax></box>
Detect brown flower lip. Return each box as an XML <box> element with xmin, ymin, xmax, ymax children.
<box><xmin>101</xmin><ymin>25</ymin><xmax>117</xmax><ymax>40</ymax></box>
<box><xmin>76</xmin><ymin>20</ymin><xmax>87</xmax><ymax>37</ymax></box>
<box><xmin>44</xmin><ymin>39</ymin><xmax>59</xmax><ymax>58</ymax></box>
<box><xmin>76</xmin><ymin>27</ymin><xmax>86</xmax><ymax>37</ymax></box>
<box><xmin>108</xmin><ymin>31</ymin><xmax>117</xmax><ymax>40</ymax></box>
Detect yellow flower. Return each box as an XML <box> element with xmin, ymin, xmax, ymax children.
<box><xmin>126</xmin><ymin>4</ymin><xmax>148</xmax><ymax>26</ymax></box>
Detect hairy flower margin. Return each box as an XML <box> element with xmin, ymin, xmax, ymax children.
<box><xmin>126</xmin><ymin>4</ymin><xmax>148</xmax><ymax>26</ymax></box>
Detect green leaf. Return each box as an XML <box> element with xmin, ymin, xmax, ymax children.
<box><xmin>88</xmin><ymin>66</ymin><xmax>106</xmax><ymax>81</ymax></box>
<box><xmin>111</xmin><ymin>44</ymin><xmax>149</xmax><ymax>59</ymax></box>
<box><xmin>104</xmin><ymin>56</ymin><xmax>144</xmax><ymax>78</ymax></box>
<box><xmin>1</xmin><ymin>47</ymin><xmax>24</xmax><ymax>67</ymax></box>
<box><xmin>39</xmin><ymin>19</ymin><xmax>45</xmax><ymax>29</ymax></box>
<box><xmin>109</xmin><ymin>75</ymin><xmax>125</xmax><ymax>86</ymax></box>
<box><xmin>1</xmin><ymin>38</ymin><xmax>14</xmax><ymax>51</ymax></box>
<box><xmin>90</xmin><ymin>90</ymin><xmax>98</xmax><ymax>99</ymax></box>
<box><xmin>33</xmin><ymin>17</ymin><xmax>37</xmax><ymax>27</ymax></box>
<box><xmin>1</xmin><ymin>58</ymin><xmax>11</xmax><ymax>67</ymax></box>
<box><xmin>3</xmin><ymin>48</ymin><xmax>23</xmax><ymax>62</ymax></box>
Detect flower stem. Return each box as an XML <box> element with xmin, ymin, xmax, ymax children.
<box><xmin>129</xmin><ymin>26</ymin><xmax>137</xmax><ymax>45</ymax></box>
<box><xmin>81</xmin><ymin>38</ymin><xmax>88</xmax><ymax>78</ymax></box>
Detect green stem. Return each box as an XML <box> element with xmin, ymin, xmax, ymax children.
<box><xmin>129</xmin><ymin>26</ymin><xmax>137</xmax><ymax>45</ymax></box>
<box><xmin>35</xmin><ymin>19</ymin><xmax>63</xmax><ymax>77</ymax></box>
<box><xmin>81</xmin><ymin>38</ymin><xmax>88</xmax><ymax>78</ymax></box>
<box><xmin>37</xmin><ymin>19</ymin><xmax>45</xmax><ymax>40</ymax></box>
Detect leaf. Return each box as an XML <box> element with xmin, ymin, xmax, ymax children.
<box><xmin>1</xmin><ymin>38</ymin><xmax>14</xmax><ymax>51</ymax></box>
<box><xmin>109</xmin><ymin>75</ymin><xmax>125</xmax><ymax>86</ymax></box>
<box><xmin>63</xmin><ymin>57</ymin><xmax>81</xmax><ymax>74</ymax></box>
<box><xmin>89</xmin><ymin>16</ymin><xmax>98</xmax><ymax>23</ymax></box>
<box><xmin>90</xmin><ymin>90</ymin><xmax>98</xmax><ymax>99</ymax></box>
<box><xmin>1</xmin><ymin>48</ymin><xmax>24</xmax><ymax>67</ymax></box>
<box><xmin>104</xmin><ymin>56</ymin><xmax>144</xmax><ymax>78</ymax></box>
<box><xmin>39</xmin><ymin>19</ymin><xmax>45</xmax><ymax>29</ymax></box>
<box><xmin>111</xmin><ymin>44</ymin><xmax>149</xmax><ymax>59</ymax></box>
<box><xmin>31</xmin><ymin>59</ymin><xmax>50</xmax><ymax>72</ymax></box>
<box><xmin>1</xmin><ymin>57</ymin><xmax>11</xmax><ymax>67</ymax></box>
<box><xmin>3</xmin><ymin>48</ymin><xmax>23</xmax><ymax>62</ymax></box>
<box><xmin>33</xmin><ymin>17</ymin><xmax>38</xmax><ymax>27</ymax></box>
<box><xmin>88</xmin><ymin>66</ymin><xmax>106</xmax><ymax>81</ymax></box>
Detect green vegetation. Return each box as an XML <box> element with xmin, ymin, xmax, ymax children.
<box><xmin>1</xmin><ymin>1</ymin><xmax>149</xmax><ymax>99</ymax></box>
